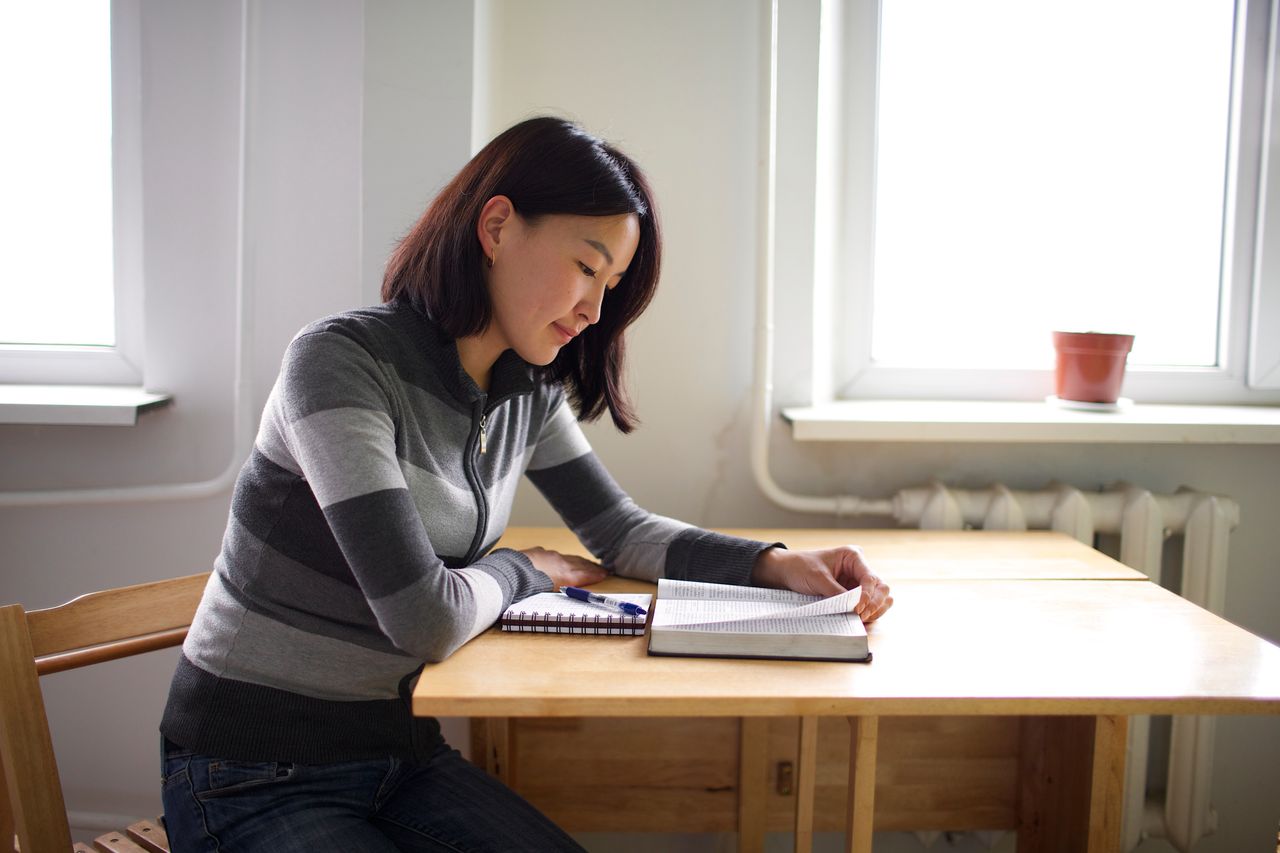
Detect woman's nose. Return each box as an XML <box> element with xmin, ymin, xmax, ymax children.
<box><xmin>577</xmin><ymin>282</ymin><xmax>606</xmax><ymax>326</ymax></box>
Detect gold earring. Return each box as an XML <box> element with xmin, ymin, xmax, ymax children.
<box><xmin>487</xmin><ymin>250</ymin><xmax>496</xmax><ymax>269</ymax></box>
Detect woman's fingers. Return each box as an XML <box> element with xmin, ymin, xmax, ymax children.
<box><xmin>810</xmin><ymin>566</ymin><xmax>849</xmax><ymax>598</ymax></box>
<box><xmin>519</xmin><ymin>547</ymin><xmax>599</xmax><ymax>588</ymax></box>
<box><xmin>860</xmin><ymin>594</ymin><xmax>893</xmax><ymax>623</ymax></box>
<box><xmin>857</xmin><ymin>577</ymin><xmax>893</xmax><ymax>623</ymax></box>
<box><xmin>575</xmin><ymin>564</ymin><xmax>607</xmax><ymax>584</ymax></box>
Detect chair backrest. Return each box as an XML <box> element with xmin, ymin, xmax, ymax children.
<box><xmin>0</xmin><ymin>573</ymin><xmax>209</xmax><ymax>853</ymax></box>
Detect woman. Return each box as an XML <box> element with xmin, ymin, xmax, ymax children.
<box><xmin>160</xmin><ymin>116</ymin><xmax>892</xmax><ymax>852</ymax></box>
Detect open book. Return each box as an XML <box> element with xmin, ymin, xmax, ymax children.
<box><xmin>648</xmin><ymin>579</ymin><xmax>870</xmax><ymax>662</ymax></box>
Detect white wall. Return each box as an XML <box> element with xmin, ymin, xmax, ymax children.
<box><xmin>0</xmin><ymin>0</ymin><xmax>473</xmax><ymax>841</ymax></box>
<box><xmin>2</xmin><ymin>1</ymin><xmax>1276</xmax><ymax>850</ymax></box>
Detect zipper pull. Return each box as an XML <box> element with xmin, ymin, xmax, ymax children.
<box><xmin>479</xmin><ymin>414</ymin><xmax>487</xmax><ymax>455</ymax></box>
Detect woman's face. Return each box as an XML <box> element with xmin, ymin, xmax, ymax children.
<box><xmin>483</xmin><ymin>204</ymin><xmax>640</xmax><ymax>366</ymax></box>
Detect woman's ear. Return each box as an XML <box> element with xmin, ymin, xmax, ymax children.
<box><xmin>477</xmin><ymin>195</ymin><xmax>516</xmax><ymax>263</ymax></box>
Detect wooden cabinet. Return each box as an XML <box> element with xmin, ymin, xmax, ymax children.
<box><xmin>472</xmin><ymin>715</ymin><xmax>1023</xmax><ymax>833</ymax></box>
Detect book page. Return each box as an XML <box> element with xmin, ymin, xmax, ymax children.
<box><xmin>652</xmin><ymin>587</ymin><xmax>862</xmax><ymax>631</ymax></box>
<box><xmin>657</xmin><ymin>578</ymin><xmax>817</xmax><ymax>604</ymax></box>
<box><xmin>654</xmin><ymin>599</ymin><xmax>804</xmax><ymax>623</ymax></box>
<box><xmin>656</xmin><ymin>579</ymin><xmax>861</xmax><ymax>617</ymax></box>
<box><xmin>767</xmin><ymin>587</ymin><xmax>862</xmax><ymax>618</ymax></box>
<box><xmin>682</xmin><ymin>614</ymin><xmax>863</xmax><ymax>635</ymax></box>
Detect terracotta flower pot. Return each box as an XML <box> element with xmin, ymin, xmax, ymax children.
<box><xmin>1052</xmin><ymin>331</ymin><xmax>1134</xmax><ymax>404</ymax></box>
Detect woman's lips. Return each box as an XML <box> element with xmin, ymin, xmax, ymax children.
<box><xmin>552</xmin><ymin>323</ymin><xmax>576</xmax><ymax>344</ymax></box>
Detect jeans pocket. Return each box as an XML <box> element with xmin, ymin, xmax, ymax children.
<box><xmin>160</xmin><ymin>758</ymin><xmax>184</xmax><ymax>788</ymax></box>
<box><xmin>195</xmin><ymin>758</ymin><xmax>296</xmax><ymax>800</ymax></box>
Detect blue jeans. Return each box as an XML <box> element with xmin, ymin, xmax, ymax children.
<box><xmin>160</xmin><ymin>739</ymin><xmax>585</xmax><ymax>852</ymax></box>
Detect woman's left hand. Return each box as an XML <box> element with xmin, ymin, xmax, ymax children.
<box><xmin>749</xmin><ymin>546</ymin><xmax>893</xmax><ymax>623</ymax></box>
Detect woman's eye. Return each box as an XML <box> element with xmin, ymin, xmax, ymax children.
<box><xmin>578</xmin><ymin>262</ymin><xmax>596</xmax><ymax>278</ymax></box>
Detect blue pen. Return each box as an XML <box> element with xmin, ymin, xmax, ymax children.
<box><xmin>563</xmin><ymin>587</ymin><xmax>648</xmax><ymax>617</ymax></box>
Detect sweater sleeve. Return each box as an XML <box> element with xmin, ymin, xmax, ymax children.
<box><xmin>269</xmin><ymin>330</ymin><xmax>552</xmax><ymax>662</ymax></box>
<box><xmin>523</xmin><ymin>392</ymin><xmax>781</xmax><ymax>584</ymax></box>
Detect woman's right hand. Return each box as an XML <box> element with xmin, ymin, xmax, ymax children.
<box><xmin>519</xmin><ymin>547</ymin><xmax>607</xmax><ymax>590</ymax></box>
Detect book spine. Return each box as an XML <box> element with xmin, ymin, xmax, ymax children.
<box><xmin>499</xmin><ymin>611</ymin><xmax>645</xmax><ymax>635</ymax></box>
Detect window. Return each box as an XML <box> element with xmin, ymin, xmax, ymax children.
<box><xmin>815</xmin><ymin>0</ymin><xmax>1280</xmax><ymax>403</ymax></box>
<box><xmin>0</xmin><ymin>0</ymin><xmax>143</xmax><ymax>384</ymax></box>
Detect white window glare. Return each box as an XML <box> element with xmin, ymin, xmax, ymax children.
<box><xmin>0</xmin><ymin>2</ymin><xmax>115</xmax><ymax>347</ymax></box>
<box><xmin>871</xmin><ymin>0</ymin><xmax>1234</xmax><ymax>370</ymax></box>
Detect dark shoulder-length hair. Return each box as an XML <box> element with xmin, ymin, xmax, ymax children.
<box><xmin>381</xmin><ymin>116</ymin><xmax>661</xmax><ymax>433</ymax></box>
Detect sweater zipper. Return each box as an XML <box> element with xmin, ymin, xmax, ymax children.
<box><xmin>460</xmin><ymin>390</ymin><xmax>525</xmax><ymax>565</ymax></box>
<box><xmin>462</xmin><ymin>400</ymin><xmax>490</xmax><ymax>565</ymax></box>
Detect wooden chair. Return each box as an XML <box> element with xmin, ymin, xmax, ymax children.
<box><xmin>0</xmin><ymin>573</ymin><xmax>209</xmax><ymax>853</ymax></box>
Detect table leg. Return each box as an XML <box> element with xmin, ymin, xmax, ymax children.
<box><xmin>1087</xmin><ymin>715</ymin><xmax>1126</xmax><ymax>853</ymax></box>
<box><xmin>1018</xmin><ymin>715</ymin><xmax>1127</xmax><ymax>853</ymax></box>
<box><xmin>485</xmin><ymin>718</ymin><xmax>516</xmax><ymax>788</ymax></box>
<box><xmin>795</xmin><ymin>716</ymin><xmax>819</xmax><ymax>853</ymax></box>
<box><xmin>738</xmin><ymin>718</ymin><xmax>769</xmax><ymax>853</ymax></box>
<box><xmin>845</xmin><ymin>716</ymin><xmax>878</xmax><ymax>853</ymax></box>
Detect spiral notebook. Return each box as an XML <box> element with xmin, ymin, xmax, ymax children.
<box><xmin>500</xmin><ymin>591</ymin><xmax>653</xmax><ymax>635</ymax></box>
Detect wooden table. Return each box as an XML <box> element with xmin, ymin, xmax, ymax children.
<box><xmin>412</xmin><ymin>528</ymin><xmax>1280</xmax><ymax>852</ymax></box>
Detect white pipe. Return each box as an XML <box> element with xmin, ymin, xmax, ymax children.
<box><xmin>888</xmin><ymin>484</ymin><xmax>1237</xmax><ymax>539</ymax></box>
<box><xmin>894</xmin><ymin>482</ymin><xmax>960</xmax><ymax>530</ymax></box>
<box><xmin>749</xmin><ymin>0</ymin><xmax>893</xmax><ymax>521</ymax></box>
<box><xmin>1180</xmin><ymin>491</ymin><xmax>1237</xmax><ymax>613</ymax></box>
<box><xmin>1049</xmin><ymin>483</ymin><xmax>1094</xmax><ymax>542</ymax></box>
<box><xmin>1123</xmin><ymin>713</ymin><xmax>1154</xmax><ymax>851</ymax></box>
<box><xmin>982</xmin><ymin>483</ymin><xmax>1026</xmax><ymax>531</ymax></box>
<box><xmin>0</xmin><ymin>0</ymin><xmax>255</xmax><ymax>509</ymax></box>
<box><xmin>1118</xmin><ymin>483</ymin><xmax>1164</xmax><ymax>582</ymax></box>
<box><xmin>1144</xmin><ymin>796</ymin><xmax>1220</xmax><ymax>843</ymax></box>
<box><xmin>1166</xmin><ymin>714</ymin><xmax>1219</xmax><ymax>852</ymax></box>
<box><xmin>1161</xmin><ymin>491</ymin><xmax>1234</xmax><ymax>851</ymax></box>
<box><xmin>1117</xmin><ymin>484</ymin><xmax>1163</xmax><ymax>852</ymax></box>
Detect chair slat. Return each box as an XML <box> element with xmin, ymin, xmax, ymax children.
<box><xmin>35</xmin><ymin>629</ymin><xmax>190</xmax><ymax>677</ymax></box>
<box><xmin>92</xmin><ymin>830</ymin><xmax>150</xmax><ymax>853</ymax></box>
<box><xmin>125</xmin><ymin>819</ymin><xmax>169</xmax><ymax>853</ymax></box>
<box><xmin>26</xmin><ymin>574</ymin><xmax>208</xmax><ymax>659</ymax></box>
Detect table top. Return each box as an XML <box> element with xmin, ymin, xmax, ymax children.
<box><xmin>491</xmin><ymin>527</ymin><xmax>1147</xmax><ymax>581</ymax></box>
<box><xmin>413</xmin><ymin>529</ymin><xmax>1280</xmax><ymax>718</ymax></box>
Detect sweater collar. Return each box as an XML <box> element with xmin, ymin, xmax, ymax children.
<box><xmin>402</xmin><ymin>299</ymin><xmax>536</xmax><ymax>405</ymax></box>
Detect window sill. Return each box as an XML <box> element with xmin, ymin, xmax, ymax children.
<box><xmin>0</xmin><ymin>384</ymin><xmax>173</xmax><ymax>426</ymax></box>
<box><xmin>781</xmin><ymin>399</ymin><xmax>1280</xmax><ymax>444</ymax></box>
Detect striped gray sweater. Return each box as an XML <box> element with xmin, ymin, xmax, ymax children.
<box><xmin>161</xmin><ymin>300</ymin><xmax>775</xmax><ymax>763</ymax></box>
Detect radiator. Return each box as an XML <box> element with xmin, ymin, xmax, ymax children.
<box><xmin>888</xmin><ymin>481</ymin><xmax>1238</xmax><ymax>853</ymax></box>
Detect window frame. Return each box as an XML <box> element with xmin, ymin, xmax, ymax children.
<box><xmin>815</xmin><ymin>0</ymin><xmax>1280</xmax><ymax>405</ymax></box>
<box><xmin>0</xmin><ymin>0</ymin><xmax>144</xmax><ymax>386</ymax></box>
<box><xmin>1250</xmin><ymin>0</ymin><xmax>1280</xmax><ymax>388</ymax></box>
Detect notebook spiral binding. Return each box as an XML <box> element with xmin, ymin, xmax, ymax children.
<box><xmin>500</xmin><ymin>610</ymin><xmax>646</xmax><ymax>636</ymax></box>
